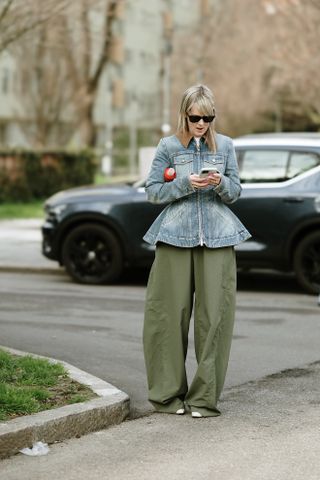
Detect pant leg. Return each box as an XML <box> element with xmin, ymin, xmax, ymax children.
<box><xmin>185</xmin><ymin>246</ymin><xmax>236</xmax><ymax>417</ymax></box>
<box><xmin>143</xmin><ymin>243</ymin><xmax>194</xmax><ymax>413</ymax></box>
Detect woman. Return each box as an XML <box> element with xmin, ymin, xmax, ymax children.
<box><xmin>143</xmin><ymin>84</ymin><xmax>250</xmax><ymax>418</ymax></box>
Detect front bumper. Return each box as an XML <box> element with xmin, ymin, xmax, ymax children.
<box><xmin>41</xmin><ymin>220</ymin><xmax>59</xmax><ymax>261</ymax></box>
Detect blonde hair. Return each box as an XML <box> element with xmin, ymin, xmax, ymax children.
<box><xmin>177</xmin><ymin>84</ymin><xmax>217</xmax><ymax>152</ymax></box>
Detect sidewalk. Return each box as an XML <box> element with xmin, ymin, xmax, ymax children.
<box><xmin>1</xmin><ymin>219</ymin><xmax>320</xmax><ymax>479</ymax></box>
<box><xmin>1</xmin><ymin>361</ymin><xmax>320</xmax><ymax>480</ymax></box>
<box><xmin>0</xmin><ymin>219</ymin><xmax>59</xmax><ymax>272</ymax></box>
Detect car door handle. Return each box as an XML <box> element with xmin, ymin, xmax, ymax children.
<box><xmin>283</xmin><ymin>197</ymin><xmax>304</xmax><ymax>203</ymax></box>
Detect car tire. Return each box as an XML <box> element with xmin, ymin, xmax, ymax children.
<box><xmin>62</xmin><ymin>223</ymin><xmax>124</xmax><ymax>284</ymax></box>
<box><xmin>293</xmin><ymin>231</ymin><xmax>320</xmax><ymax>294</ymax></box>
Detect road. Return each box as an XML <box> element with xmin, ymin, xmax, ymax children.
<box><xmin>1</xmin><ymin>269</ymin><xmax>319</xmax><ymax>418</ymax></box>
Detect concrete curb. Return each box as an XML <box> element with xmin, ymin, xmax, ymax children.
<box><xmin>0</xmin><ymin>346</ymin><xmax>130</xmax><ymax>459</ymax></box>
<box><xmin>0</xmin><ymin>266</ymin><xmax>62</xmax><ymax>275</ymax></box>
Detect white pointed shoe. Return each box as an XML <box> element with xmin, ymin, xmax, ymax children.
<box><xmin>191</xmin><ymin>411</ymin><xmax>203</xmax><ymax>418</ymax></box>
<box><xmin>176</xmin><ymin>408</ymin><xmax>185</xmax><ymax>415</ymax></box>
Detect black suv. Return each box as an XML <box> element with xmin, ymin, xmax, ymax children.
<box><xmin>42</xmin><ymin>133</ymin><xmax>320</xmax><ymax>293</ymax></box>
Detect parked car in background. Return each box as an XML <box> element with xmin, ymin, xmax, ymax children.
<box><xmin>42</xmin><ymin>133</ymin><xmax>320</xmax><ymax>294</ymax></box>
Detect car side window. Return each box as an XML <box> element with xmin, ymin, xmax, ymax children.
<box><xmin>239</xmin><ymin>150</ymin><xmax>289</xmax><ymax>183</ymax></box>
<box><xmin>288</xmin><ymin>152</ymin><xmax>320</xmax><ymax>178</ymax></box>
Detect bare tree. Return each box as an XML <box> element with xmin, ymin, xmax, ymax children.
<box><xmin>57</xmin><ymin>0</ymin><xmax>123</xmax><ymax>147</ymax></box>
<box><xmin>204</xmin><ymin>0</ymin><xmax>290</xmax><ymax>134</ymax></box>
<box><xmin>172</xmin><ymin>0</ymin><xmax>320</xmax><ymax>135</ymax></box>
<box><xmin>15</xmin><ymin>22</ymin><xmax>73</xmax><ymax>148</ymax></box>
<box><xmin>171</xmin><ymin>0</ymin><xmax>273</xmax><ymax>135</ymax></box>
<box><xmin>266</xmin><ymin>0</ymin><xmax>320</xmax><ymax>129</ymax></box>
<box><xmin>7</xmin><ymin>0</ymin><xmax>122</xmax><ymax>148</ymax></box>
<box><xmin>0</xmin><ymin>0</ymin><xmax>71</xmax><ymax>53</ymax></box>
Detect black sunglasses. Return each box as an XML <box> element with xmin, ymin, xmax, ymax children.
<box><xmin>187</xmin><ymin>114</ymin><xmax>215</xmax><ymax>123</ymax></box>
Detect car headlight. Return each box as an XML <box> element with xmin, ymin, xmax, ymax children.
<box><xmin>45</xmin><ymin>203</ymin><xmax>67</xmax><ymax>221</ymax></box>
<box><xmin>315</xmin><ymin>195</ymin><xmax>320</xmax><ymax>213</ymax></box>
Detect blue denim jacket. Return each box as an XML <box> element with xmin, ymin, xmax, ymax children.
<box><xmin>143</xmin><ymin>132</ymin><xmax>251</xmax><ymax>248</ymax></box>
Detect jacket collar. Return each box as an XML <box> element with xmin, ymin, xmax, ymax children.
<box><xmin>175</xmin><ymin>131</ymin><xmax>207</xmax><ymax>148</ymax></box>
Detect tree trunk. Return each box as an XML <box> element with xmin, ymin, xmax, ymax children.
<box><xmin>78</xmin><ymin>95</ymin><xmax>96</xmax><ymax>147</ymax></box>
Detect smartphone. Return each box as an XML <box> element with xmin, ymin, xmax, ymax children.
<box><xmin>200</xmin><ymin>167</ymin><xmax>220</xmax><ymax>178</ymax></box>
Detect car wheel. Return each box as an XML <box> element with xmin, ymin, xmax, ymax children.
<box><xmin>293</xmin><ymin>231</ymin><xmax>320</xmax><ymax>294</ymax></box>
<box><xmin>62</xmin><ymin>223</ymin><xmax>124</xmax><ymax>284</ymax></box>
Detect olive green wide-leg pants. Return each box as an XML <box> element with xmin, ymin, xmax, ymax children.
<box><xmin>143</xmin><ymin>243</ymin><xmax>236</xmax><ymax>417</ymax></box>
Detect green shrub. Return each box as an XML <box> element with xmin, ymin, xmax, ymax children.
<box><xmin>0</xmin><ymin>149</ymin><xmax>97</xmax><ymax>203</ymax></box>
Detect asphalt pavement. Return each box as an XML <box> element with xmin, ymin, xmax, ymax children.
<box><xmin>0</xmin><ymin>218</ymin><xmax>320</xmax><ymax>479</ymax></box>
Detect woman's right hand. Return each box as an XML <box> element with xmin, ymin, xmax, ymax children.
<box><xmin>190</xmin><ymin>174</ymin><xmax>210</xmax><ymax>189</ymax></box>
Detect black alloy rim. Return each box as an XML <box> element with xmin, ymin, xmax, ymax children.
<box><xmin>69</xmin><ymin>231</ymin><xmax>113</xmax><ymax>280</ymax></box>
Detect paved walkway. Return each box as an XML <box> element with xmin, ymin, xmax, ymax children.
<box><xmin>2</xmin><ymin>361</ymin><xmax>320</xmax><ymax>480</ymax></box>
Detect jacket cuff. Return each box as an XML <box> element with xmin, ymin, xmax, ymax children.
<box><xmin>213</xmin><ymin>175</ymin><xmax>227</xmax><ymax>194</ymax></box>
<box><xmin>180</xmin><ymin>175</ymin><xmax>196</xmax><ymax>194</ymax></box>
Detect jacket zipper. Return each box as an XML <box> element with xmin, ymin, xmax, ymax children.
<box><xmin>196</xmin><ymin>140</ymin><xmax>204</xmax><ymax>246</ymax></box>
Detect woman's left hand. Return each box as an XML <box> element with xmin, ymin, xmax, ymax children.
<box><xmin>207</xmin><ymin>172</ymin><xmax>222</xmax><ymax>186</ymax></box>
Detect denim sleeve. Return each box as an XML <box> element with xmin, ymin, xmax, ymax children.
<box><xmin>145</xmin><ymin>139</ymin><xmax>195</xmax><ymax>204</ymax></box>
<box><xmin>214</xmin><ymin>138</ymin><xmax>242</xmax><ymax>204</ymax></box>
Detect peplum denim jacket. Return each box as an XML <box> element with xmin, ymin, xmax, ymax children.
<box><xmin>143</xmin><ymin>131</ymin><xmax>251</xmax><ymax>249</ymax></box>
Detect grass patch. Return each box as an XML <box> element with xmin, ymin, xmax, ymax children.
<box><xmin>0</xmin><ymin>201</ymin><xmax>44</xmax><ymax>220</ymax></box>
<box><xmin>94</xmin><ymin>172</ymin><xmax>110</xmax><ymax>185</ymax></box>
<box><xmin>0</xmin><ymin>349</ymin><xmax>96</xmax><ymax>421</ymax></box>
